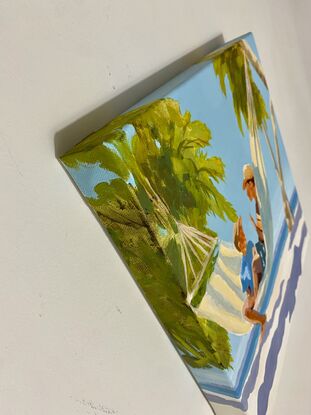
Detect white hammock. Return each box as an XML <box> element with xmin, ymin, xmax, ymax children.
<box><xmin>195</xmin><ymin>241</ymin><xmax>252</xmax><ymax>335</ymax></box>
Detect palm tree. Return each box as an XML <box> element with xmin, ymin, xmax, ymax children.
<box><xmin>111</xmin><ymin>98</ymin><xmax>237</xmax><ymax>304</ymax></box>
<box><xmin>205</xmin><ymin>39</ymin><xmax>294</xmax><ymax>232</ymax></box>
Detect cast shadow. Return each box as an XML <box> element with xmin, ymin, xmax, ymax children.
<box><xmin>54</xmin><ymin>34</ymin><xmax>224</xmax><ymax>157</ymax></box>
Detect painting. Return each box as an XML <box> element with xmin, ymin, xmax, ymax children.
<box><xmin>59</xmin><ymin>33</ymin><xmax>308</xmax><ymax>414</ymax></box>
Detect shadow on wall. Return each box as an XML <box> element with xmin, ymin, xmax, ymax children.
<box><xmin>54</xmin><ymin>34</ymin><xmax>224</xmax><ymax>157</ymax></box>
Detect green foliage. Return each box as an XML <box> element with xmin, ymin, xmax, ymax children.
<box><xmin>61</xmin><ymin>98</ymin><xmax>236</xmax><ymax>370</ymax></box>
<box><xmin>213</xmin><ymin>43</ymin><xmax>268</xmax><ymax>134</ymax></box>
<box><xmin>197</xmin><ymin>319</ymin><xmax>232</xmax><ymax>369</ymax></box>
<box><xmin>64</xmin><ymin>140</ymin><xmax>130</xmax><ymax>181</ymax></box>
<box><xmin>128</xmin><ymin>98</ymin><xmax>237</xmax><ymax>227</ymax></box>
<box><xmin>88</xmin><ymin>178</ymin><xmax>232</xmax><ymax>370</ymax></box>
<box><xmin>191</xmin><ymin>245</ymin><xmax>219</xmax><ymax>308</ymax></box>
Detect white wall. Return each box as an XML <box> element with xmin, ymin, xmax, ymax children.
<box><xmin>1</xmin><ymin>1</ymin><xmax>310</xmax><ymax>414</ymax></box>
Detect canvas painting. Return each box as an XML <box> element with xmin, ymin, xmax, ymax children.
<box><xmin>60</xmin><ymin>33</ymin><xmax>308</xmax><ymax>414</ymax></box>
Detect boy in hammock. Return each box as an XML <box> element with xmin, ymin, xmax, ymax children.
<box><xmin>233</xmin><ymin>217</ymin><xmax>266</xmax><ymax>340</ymax></box>
<box><xmin>242</xmin><ymin>163</ymin><xmax>267</xmax><ymax>283</ymax></box>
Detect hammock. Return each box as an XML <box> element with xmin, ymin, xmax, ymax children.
<box><xmin>195</xmin><ymin>241</ymin><xmax>252</xmax><ymax>335</ymax></box>
<box><xmin>175</xmin><ymin>224</ymin><xmax>253</xmax><ymax>334</ymax></box>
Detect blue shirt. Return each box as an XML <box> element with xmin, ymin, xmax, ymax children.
<box><xmin>240</xmin><ymin>241</ymin><xmax>254</xmax><ymax>294</ymax></box>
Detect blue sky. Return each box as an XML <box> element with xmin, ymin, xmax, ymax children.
<box><xmin>167</xmin><ymin>57</ymin><xmax>295</xmax><ymax>249</ymax></box>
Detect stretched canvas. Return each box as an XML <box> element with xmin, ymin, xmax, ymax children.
<box><xmin>59</xmin><ymin>33</ymin><xmax>308</xmax><ymax>414</ymax></box>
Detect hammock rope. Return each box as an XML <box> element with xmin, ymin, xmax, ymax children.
<box><xmin>175</xmin><ymin>221</ymin><xmax>218</xmax><ymax>305</ymax></box>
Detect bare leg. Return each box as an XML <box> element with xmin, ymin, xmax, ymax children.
<box><xmin>243</xmin><ymin>294</ymin><xmax>267</xmax><ymax>342</ymax></box>
<box><xmin>244</xmin><ymin>307</ymin><xmax>265</xmax><ymax>324</ymax></box>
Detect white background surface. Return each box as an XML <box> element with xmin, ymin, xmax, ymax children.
<box><xmin>1</xmin><ymin>1</ymin><xmax>311</xmax><ymax>414</ymax></box>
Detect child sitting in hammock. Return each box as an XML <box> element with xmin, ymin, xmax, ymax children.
<box><xmin>233</xmin><ymin>217</ymin><xmax>266</xmax><ymax>340</ymax></box>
